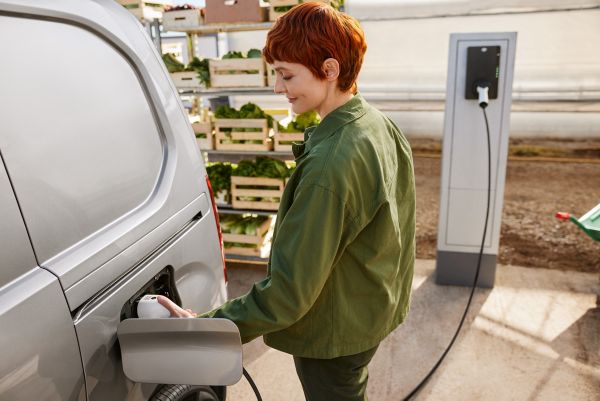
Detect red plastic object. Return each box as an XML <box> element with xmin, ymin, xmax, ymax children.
<box><xmin>555</xmin><ymin>212</ymin><xmax>571</xmax><ymax>221</ymax></box>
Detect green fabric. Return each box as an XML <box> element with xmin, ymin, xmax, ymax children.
<box><xmin>293</xmin><ymin>345</ymin><xmax>379</xmax><ymax>401</ymax></box>
<box><xmin>203</xmin><ymin>93</ymin><xmax>416</xmax><ymax>358</ymax></box>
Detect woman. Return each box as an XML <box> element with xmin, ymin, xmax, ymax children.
<box><xmin>160</xmin><ymin>3</ymin><xmax>416</xmax><ymax>400</ymax></box>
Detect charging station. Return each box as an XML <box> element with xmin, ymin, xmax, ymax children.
<box><xmin>436</xmin><ymin>32</ymin><xmax>517</xmax><ymax>288</ymax></box>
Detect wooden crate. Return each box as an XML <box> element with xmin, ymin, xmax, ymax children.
<box><xmin>119</xmin><ymin>0</ymin><xmax>171</xmax><ymax>20</ymax></box>
<box><xmin>205</xmin><ymin>0</ymin><xmax>268</xmax><ymax>24</ymax></box>
<box><xmin>273</xmin><ymin>123</ymin><xmax>304</xmax><ymax>152</ymax></box>
<box><xmin>231</xmin><ymin>176</ymin><xmax>284</xmax><ymax>211</ymax></box>
<box><xmin>162</xmin><ymin>9</ymin><xmax>202</xmax><ymax>30</ymax></box>
<box><xmin>192</xmin><ymin>121</ymin><xmax>213</xmax><ymax>150</ymax></box>
<box><xmin>209</xmin><ymin>58</ymin><xmax>266</xmax><ymax>88</ymax></box>
<box><xmin>170</xmin><ymin>71</ymin><xmax>204</xmax><ymax>89</ymax></box>
<box><xmin>223</xmin><ymin>217</ymin><xmax>272</xmax><ymax>257</ymax></box>
<box><xmin>214</xmin><ymin>119</ymin><xmax>272</xmax><ymax>151</ymax></box>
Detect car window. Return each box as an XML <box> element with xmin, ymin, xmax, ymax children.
<box><xmin>0</xmin><ymin>16</ymin><xmax>163</xmax><ymax>263</ymax></box>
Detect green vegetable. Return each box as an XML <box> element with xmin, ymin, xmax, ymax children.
<box><xmin>247</xmin><ymin>48</ymin><xmax>263</xmax><ymax>59</ymax></box>
<box><xmin>162</xmin><ymin>53</ymin><xmax>185</xmax><ymax>73</ymax></box>
<box><xmin>222</xmin><ymin>51</ymin><xmax>244</xmax><ymax>59</ymax></box>
<box><xmin>279</xmin><ymin>110</ymin><xmax>320</xmax><ymax>133</ymax></box>
<box><xmin>215</xmin><ymin>105</ymin><xmax>240</xmax><ymax>119</ymax></box>
<box><xmin>215</xmin><ymin>103</ymin><xmax>275</xmax><ymax>129</ymax></box>
<box><xmin>220</xmin><ymin>214</ymin><xmax>269</xmax><ymax>238</ymax></box>
<box><xmin>163</xmin><ymin>54</ymin><xmax>211</xmax><ymax>86</ymax></box>
<box><xmin>274</xmin><ymin>6</ymin><xmax>293</xmax><ymax>12</ymax></box>
<box><xmin>232</xmin><ymin>157</ymin><xmax>291</xmax><ymax>179</ymax></box>
<box><xmin>186</xmin><ymin>57</ymin><xmax>211</xmax><ymax>86</ymax></box>
<box><xmin>206</xmin><ymin>162</ymin><xmax>233</xmax><ymax>194</ymax></box>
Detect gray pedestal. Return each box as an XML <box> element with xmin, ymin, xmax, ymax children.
<box><xmin>435</xmin><ymin>250</ymin><xmax>496</xmax><ymax>288</ymax></box>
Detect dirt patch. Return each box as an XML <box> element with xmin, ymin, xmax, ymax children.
<box><xmin>410</xmin><ymin>138</ymin><xmax>600</xmax><ymax>273</ymax></box>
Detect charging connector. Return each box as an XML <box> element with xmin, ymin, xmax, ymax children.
<box><xmin>477</xmin><ymin>84</ymin><xmax>490</xmax><ymax>109</ymax></box>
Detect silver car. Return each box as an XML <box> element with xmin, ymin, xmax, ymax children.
<box><xmin>0</xmin><ymin>1</ymin><xmax>240</xmax><ymax>400</ymax></box>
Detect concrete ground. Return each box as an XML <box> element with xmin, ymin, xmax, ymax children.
<box><xmin>224</xmin><ymin>260</ymin><xmax>600</xmax><ymax>401</ymax></box>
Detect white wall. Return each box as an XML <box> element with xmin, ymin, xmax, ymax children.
<box><xmin>214</xmin><ymin>2</ymin><xmax>600</xmax><ymax>137</ymax></box>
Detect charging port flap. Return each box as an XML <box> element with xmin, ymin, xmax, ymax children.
<box><xmin>117</xmin><ymin>318</ymin><xmax>242</xmax><ymax>386</ymax></box>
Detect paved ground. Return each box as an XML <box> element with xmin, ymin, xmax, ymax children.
<box><xmin>224</xmin><ymin>260</ymin><xmax>600</xmax><ymax>400</ymax></box>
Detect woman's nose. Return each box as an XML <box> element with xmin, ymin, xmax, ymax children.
<box><xmin>274</xmin><ymin>74</ymin><xmax>286</xmax><ymax>94</ymax></box>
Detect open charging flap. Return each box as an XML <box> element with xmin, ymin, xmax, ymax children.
<box><xmin>117</xmin><ymin>318</ymin><xmax>243</xmax><ymax>386</ymax></box>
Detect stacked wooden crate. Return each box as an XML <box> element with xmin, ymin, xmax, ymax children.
<box><xmin>162</xmin><ymin>8</ymin><xmax>203</xmax><ymax>30</ymax></box>
<box><xmin>214</xmin><ymin>119</ymin><xmax>272</xmax><ymax>151</ymax></box>
<box><xmin>209</xmin><ymin>58</ymin><xmax>266</xmax><ymax>88</ymax></box>
<box><xmin>222</xmin><ymin>216</ymin><xmax>273</xmax><ymax>257</ymax></box>
<box><xmin>231</xmin><ymin>176</ymin><xmax>285</xmax><ymax>211</ymax></box>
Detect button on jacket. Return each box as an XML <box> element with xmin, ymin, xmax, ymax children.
<box><xmin>203</xmin><ymin>93</ymin><xmax>416</xmax><ymax>359</ymax></box>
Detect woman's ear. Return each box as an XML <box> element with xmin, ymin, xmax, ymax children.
<box><xmin>322</xmin><ymin>58</ymin><xmax>340</xmax><ymax>81</ymax></box>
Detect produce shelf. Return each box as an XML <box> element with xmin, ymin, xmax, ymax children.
<box><xmin>224</xmin><ymin>254</ymin><xmax>268</xmax><ymax>264</ymax></box>
<box><xmin>178</xmin><ymin>87</ymin><xmax>275</xmax><ymax>96</ymax></box>
<box><xmin>203</xmin><ymin>149</ymin><xmax>295</xmax><ymax>163</ymax></box>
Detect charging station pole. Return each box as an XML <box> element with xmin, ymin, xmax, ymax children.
<box><xmin>436</xmin><ymin>32</ymin><xmax>517</xmax><ymax>288</ymax></box>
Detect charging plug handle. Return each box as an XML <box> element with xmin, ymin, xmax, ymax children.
<box><xmin>476</xmin><ymin>82</ymin><xmax>490</xmax><ymax>108</ymax></box>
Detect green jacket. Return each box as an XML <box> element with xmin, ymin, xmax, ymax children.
<box><xmin>204</xmin><ymin>93</ymin><xmax>416</xmax><ymax>358</ymax></box>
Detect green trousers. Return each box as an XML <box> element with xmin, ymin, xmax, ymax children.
<box><xmin>293</xmin><ymin>345</ymin><xmax>379</xmax><ymax>401</ymax></box>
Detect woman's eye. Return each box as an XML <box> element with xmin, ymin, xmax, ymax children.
<box><xmin>282</xmin><ymin>75</ymin><xmax>292</xmax><ymax>81</ymax></box>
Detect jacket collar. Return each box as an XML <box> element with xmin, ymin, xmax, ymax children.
<box><xmin>292</xmin><ymin>93</ymin><xmax>369</xmax><ymax>159</ymax></box>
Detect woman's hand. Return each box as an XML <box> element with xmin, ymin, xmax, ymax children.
<box><xmin>156</xmin><ymin>295</ymin><xmax>196</xmax><ymax>318</ymax></box>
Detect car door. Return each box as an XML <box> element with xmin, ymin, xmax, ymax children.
<box><xmin>0</xmin><ymin>157</ymin><xmax>85</xmax><ymax>401</ymax></box>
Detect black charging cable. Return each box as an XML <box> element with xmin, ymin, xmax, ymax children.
<box><xmin>243</xmin><ymin>367</ymin><xmax>263</xmax><ymax>401</ymax></box>
<box><xmin>402</xmin><ymin>89</ymin><xmax>492</xmax><ymax>400</ymax></box>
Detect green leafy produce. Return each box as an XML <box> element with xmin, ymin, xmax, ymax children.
<box><xmin>232</xmin><ymin>157</ymin><xmax>290</xmax><ymax>179</ymax></box>
<box><xmin>220</xmin><ymin>215</ymin><xmax>270</xmax><ymax>239</ymax></box>
<box><xmin>186</xmin><ymin>57</ymin><xmax>210</xmax><ymax>86</ymax></box>
<box><xmin>163</xmin><ymin>54</ymin><xmax>211</xmax><ymax>86</ymax></box>
<box><xmin>233</xmin><ymin>160</ymin><xmax>257</xmax><ymax>177</ymax></box>
<box><xmin>222</xmin><ymin>51</ymin><xmax>244</xmax><ymax>59</ymax></box>
<box><xmin>215</xmin><ymin>103</ymin><xmax>275</xmax><ymax>130</ymax></box>
<box><xmin>247</xmin><ymin>48</ymin><xmax>263</xmax><ymax>59</ymax></box>
<box><xmin>215</xmin><ymin>105</ymin><xmax>240</xmax><ymax>119</ymax></box>
<box><xmin>162</xmin><ymin>53</ymin><xmax>185</xmax><ymax>73</ymax></box>
<box><xmin>206</xmin><ymin>163</ymin><xmax>232</xmax><ymax>194</ymax></box>
<box><xmin>279</xmin><ymin>111</ymin><xmax>321</xmax><ymax>133</ymax></box>
<box><xmin>294</xmin><ymin>110</ymin><xmax>320</xmax><ymax>131</ymax></box>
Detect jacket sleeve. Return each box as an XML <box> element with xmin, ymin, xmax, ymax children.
<box><xmin>201</xmin><ymin>183</ymin><xmax>357</xmax><ymax>343</ymax></box>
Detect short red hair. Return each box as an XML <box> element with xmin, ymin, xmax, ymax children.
<box><xmin>263</xmin><ymin>2</ymin><xmax>367</xmax><ymax>93</ymax></box>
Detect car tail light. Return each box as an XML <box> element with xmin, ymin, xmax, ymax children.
<box><xmin>205</xmin><ymin>174</ymin><xmax>227</xmax><ymax>282</ymax></box>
